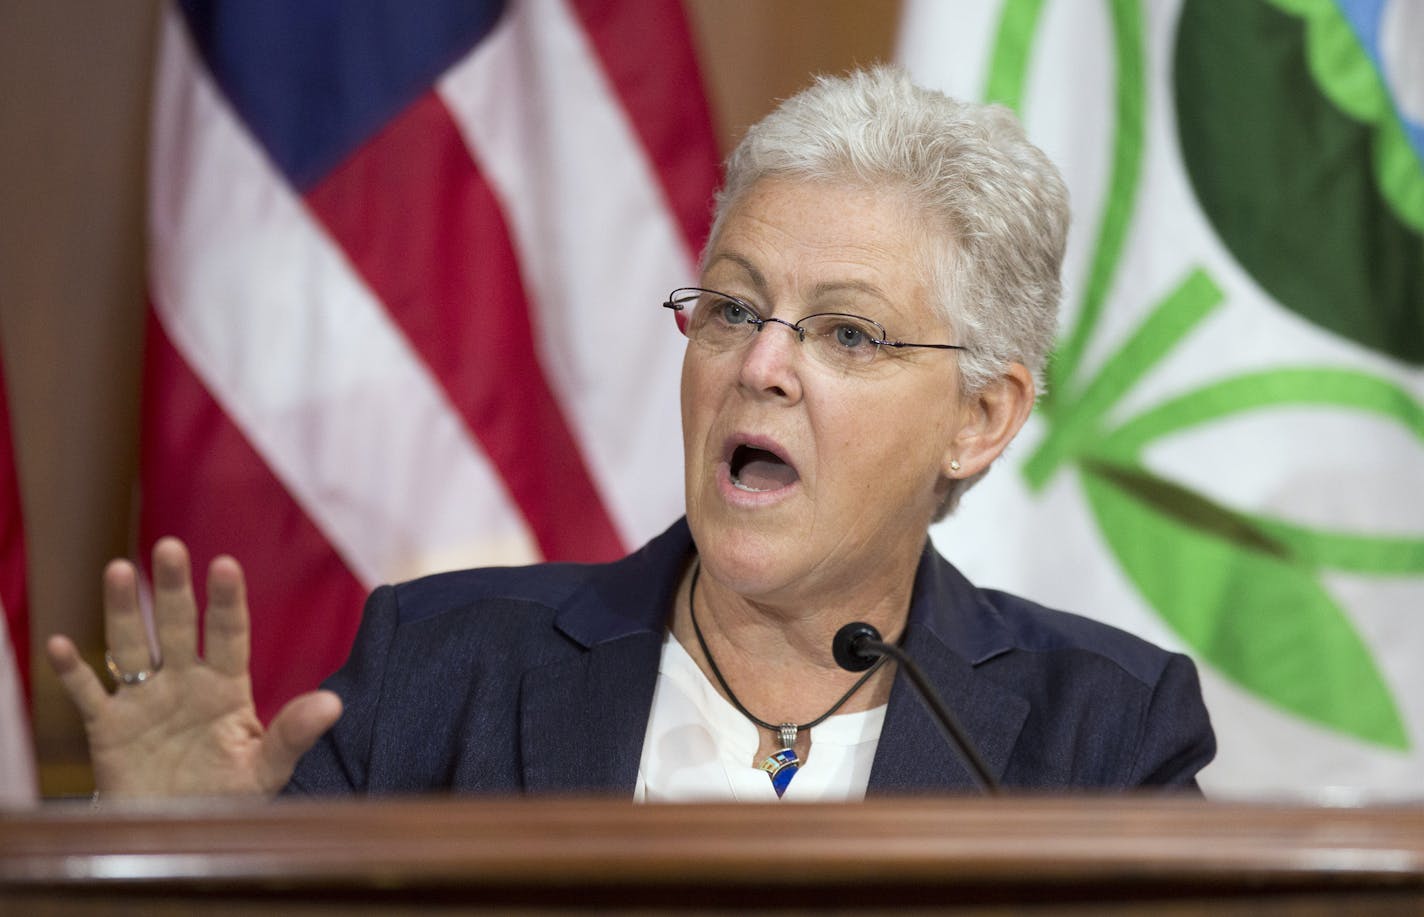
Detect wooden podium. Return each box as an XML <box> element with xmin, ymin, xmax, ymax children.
<box><xmin>2</xmin><ymin>796</ymin><xmax>1422</xmax><ymax>913</ymax></box>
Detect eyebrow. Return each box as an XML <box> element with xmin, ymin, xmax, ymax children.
<box><xmin>809</xmin><ymin>279</ymin><xmax>890</xmax><ymax>304</ymax></box>
<box><xmin>705</xmin><ymin>254</ymin><xmax>890</xmax><ymax>308</ymax></box>
<box><xmin>704</xmin><ymin>252</ymin><xmax>769</xmax><ymax>299</ymax></box>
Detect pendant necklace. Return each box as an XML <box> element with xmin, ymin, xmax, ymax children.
<box><xmin>687</xmin><ymin>561</ymin><xmax>887</xmax><ymax>797</ymax></box>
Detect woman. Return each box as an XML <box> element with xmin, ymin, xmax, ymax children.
<box><xmin>49</xmin><ymin>68</ymin><xmax>1214</xmax><ymax>800</ymax></box>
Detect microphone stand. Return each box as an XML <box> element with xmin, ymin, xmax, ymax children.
<box><xmin>835</xmin><ymin>623</ymin><xmax>1000</xmax><ymax>795</ymax></box>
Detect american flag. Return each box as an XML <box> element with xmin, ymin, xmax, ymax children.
<box><xmin>0</xmin><ymin>341</ymin><xmax>35</xmax><ymax>804</ymax></box>
<box><xmin>145</xmin><ymin>0</ymin><xmax>719</xmax><ymax>721</ymax></box>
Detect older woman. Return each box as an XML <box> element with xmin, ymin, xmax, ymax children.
<box><xmin>49</xmin><ymin>68</ymin><xmax>1214</xmax><ymax>800</ymax></box>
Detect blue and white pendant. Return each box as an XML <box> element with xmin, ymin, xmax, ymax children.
<box><xmin>758</xmin><ymin>748</ymin><xmax>800</xmax><ymax>797</ymax></box>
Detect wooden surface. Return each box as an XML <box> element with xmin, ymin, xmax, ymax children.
<box><xmin>2</xmin><ymin>796</ymin><xmax>1422</xmax><ymax>912</ymax></box>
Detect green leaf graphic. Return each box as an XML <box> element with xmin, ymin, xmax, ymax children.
<box><xmin>984</xmin><ymin>0</ymin><xmax>1047</xmax><ymax>113</ymax></box>
<box><xmin>1048</xmin><ymin>0</ymin><xmax>1146</xmax><ymax>409</ymax></box>
<box><xmin>1081</xmin><ymin>460</ymin><xmax>1409</xmax><ymax>750</ymax></box>
<box><xmin>983</xmin><ymin>0</ymin><xmax>1420</xmax><ymax>752</ymax></box>
<box><xmin>1174</xmin><ymin>0</ymin><xmax>1424</xmax><ymax>365</ymax></box>
<box><xmin>1025</xmin><ymin>268</ymin><xmax>1223</xmax><ymax>489</ymax></box>
<box><xmin>1096</xmin><ymin>367</ymin><xmax>1424</xmax><ymax>462</ymax></box>
<box><xmin>983</xmin><ymin>0</ymin><xmax>1149</xmax><ymax>410</ymax></box>
<box><xmin>1249</xmin><ymin>517</ymin><xmax>1424</xmax><ymax>577</ymax></box>
<box><xmin>1093</xmin><ymin>364</ymin><xmax>1424</xmax><ymax>575</ymax></box>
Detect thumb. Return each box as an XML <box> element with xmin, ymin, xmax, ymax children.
<box><xmin>257</xmin><ymin>689</ymin><xmax>344</xmax><ymax>793</ymax></box>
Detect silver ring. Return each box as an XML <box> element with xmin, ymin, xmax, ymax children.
<box><xmin>105</xmin><ymin>650</ymin><xmax>160</xmax><ymax>686</ymax></box>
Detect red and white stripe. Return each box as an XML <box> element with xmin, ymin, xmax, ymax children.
<box><xmin>0</xmin><ymin>348</ymin><xmax>35</xmax><ymax>805</ymax></box>
<box><xmin>0</xmin><ymin>628</ymin><xmax>30</xmax><ymax>805</ymax></box>
<box><xmin>144</xmin><ymin>0</ymin><xmax>717</xmax><ymax>718</ymax></box>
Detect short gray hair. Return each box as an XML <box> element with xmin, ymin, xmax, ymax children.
<box><xmin>707</xmin><ymin>67</ymin><xmax>1069</xmax><ymax>514</ymax></box>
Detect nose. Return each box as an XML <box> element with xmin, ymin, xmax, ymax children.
<box><xmin>757</xmin><ymin>317</ymin><xmax>804</xmax><ymax>340</ymax></box>
<box><xmin>737</xmin><ymin>318</ymin><xmax>804</xmax><ymax>402</ymax></box>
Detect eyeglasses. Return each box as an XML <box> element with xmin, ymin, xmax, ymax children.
<box><xmin>663</xmin><ymin>287</ymin><xmax>968</xmax><ymax>371</ymax></box>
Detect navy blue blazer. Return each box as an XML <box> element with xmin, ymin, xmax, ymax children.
<box><xmin>287</xmin><ymin>518</ymin><xmax>1215</xmax><ymax>795</ymax></box>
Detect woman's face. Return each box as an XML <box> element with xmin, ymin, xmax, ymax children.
<box><xmin>681</xmin><ymin>177</ymin><xmax>974</xmax><ymax>604</ymax></box>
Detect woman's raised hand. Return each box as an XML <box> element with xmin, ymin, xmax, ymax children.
<box><xmin>45</xmin><ymin>538</ymin><xmax>343</xmax><ymax>798</ymax></box>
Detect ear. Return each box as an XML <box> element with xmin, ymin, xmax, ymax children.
<box><xmin>942</xmin><ymin>362</ymin><xmax>1036</xmax><ymax>479</ymax></box>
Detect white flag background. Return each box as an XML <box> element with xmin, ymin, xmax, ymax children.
<box><xmin>907</xmin><ymin>0</ymin><xmax>1424</xmax><ymax>799</ymax></box>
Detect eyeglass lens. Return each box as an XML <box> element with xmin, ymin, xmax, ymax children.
<box><xmin>669</xmin><ymin>289</ymin><xmax>884</xmax><ymax>369</ymax></box>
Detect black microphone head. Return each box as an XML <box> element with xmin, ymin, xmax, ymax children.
<box><xmin>832</xmin><ymin>622</ymin><xmax>882</xmax><ymax>672</ymax></box>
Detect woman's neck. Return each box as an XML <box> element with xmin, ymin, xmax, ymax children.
<box><xmin>670</xmin><ymin>555</ymin><xmax>915</xmax><ymax>727</ymax></box>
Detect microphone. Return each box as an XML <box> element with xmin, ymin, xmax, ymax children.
<box><xmin>833</xmin><ymin>622</ymin><xmax>1000</xmax><ymax>794</ymax></box>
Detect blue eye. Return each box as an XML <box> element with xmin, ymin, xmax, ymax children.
<box><xmin>718</xmin><ymin>298</ymin><xmax>754</xmax><ymax>325</ymax></box>
<box><xmin>833</xmin><ymin>323</ymin><xmax>868</xmax><ymax>348</ymax></box>
<box><xmin>799</xmin><ymin>313</ymin><xmax>884</xmax><ymax>366</ymax></box>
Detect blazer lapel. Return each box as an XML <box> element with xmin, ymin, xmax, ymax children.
<box><xmin>519</xmin><ymin>631</ymin><xmax>664</xmax><ymax>794</ymax></box>
<box><xmin>517</xmin><ymin>519</ymin><xmax>692</xmax><ymax>794</ymax></box>
<box><xmin>866</xmin><ymin>625</ymin><xmax>1028</xmax><ymax>794</ymax></box>
<box><xmin>510</xmin><ymin>521</ymin><xmax>1031</xmax><ymax>796</ymax></box>
<box><xmin>867</xmin><ymin>542</ymin><xmax>1030</xmax><ymax>794</ymax></box>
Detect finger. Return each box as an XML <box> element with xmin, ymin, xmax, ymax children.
<box><xmin>151</xmin><ymin>537</ymin><xmax>199</xmax><ymax>669</ymax></box>
<box><xmin>203</xmin><ymin>555</ymin><xmax>250</xmax><ymax>677</ymax></box>
<box><xmin>103</xmin><ymin>559</ymin><xmax>155</xmax><ymax>676</ymax></box>
<box><xmin>46</xmin><ymin>635</ymin><xmax>110</xmax><ymax>721</ymax></box>
<box><xmin>257</xmin><ymin>690</ymin><xmax>343</xmax><ymax>794</ymax></box>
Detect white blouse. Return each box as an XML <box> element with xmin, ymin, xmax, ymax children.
<box><xmin>634</xmin><ymin>632</ymin><xmax>886</xmax><ymax>803</ymax></box>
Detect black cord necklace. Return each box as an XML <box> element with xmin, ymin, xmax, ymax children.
<box><xmin>687</xmin><ymin>561</ymin><xmax>887</xmax><ymax>752</ymax></box>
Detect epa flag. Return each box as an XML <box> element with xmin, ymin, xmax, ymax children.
<box><xmin>905</xmin><ymin>0</ymin><xmax>1424</xmax><ymax>798</ymax></box>
<box><xmin>145</xmin><ymin>0</ymin><xmax>719</xmax><ymax>721</ymax></box>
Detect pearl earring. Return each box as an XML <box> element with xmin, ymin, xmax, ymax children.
<box><xmin>949</xmin><ymin>459</ymin><xmax>961</xmax><ymax>473</ymax></box>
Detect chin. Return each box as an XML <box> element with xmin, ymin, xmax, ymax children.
<box><xmin>686</xmin><ymin>506</ymin><xmax>810</xmax><ymax>597</ymax></box>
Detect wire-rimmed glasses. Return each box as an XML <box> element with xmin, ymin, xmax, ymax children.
<box><xmin>663</xmin><ymin>287</ymin><xmax>968</xmax><ymax>372</ymax></box>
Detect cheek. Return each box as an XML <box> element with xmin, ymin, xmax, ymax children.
<box><xmin>680</xmin><ymin>348</ymin><xmax>723</xmax><ymax>450</ymax></box>
<box><xmin>815</xmin><ymin>385</ymin><xmax>957</xmax><ymax>491</ymax></box>
<box><xmin>679</xmin><ymin>353</ymin><xmax>700</xmax><ymax>451</ymax></box>
<box><xmin>812</xmin><ymin>398</ymin><xmax>884</xmax><ymax>483</ymax></box>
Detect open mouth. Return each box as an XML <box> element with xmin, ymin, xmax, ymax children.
<box><xmin>729</xmin><ymin>443</ymin><xmax>799</xmax><ymax>493</ymax></box>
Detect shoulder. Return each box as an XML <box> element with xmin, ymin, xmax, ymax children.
<box><xmin>385</xmin><ymin>561</ymin><xmax>594</xmax><ymax>627</ymax></box>
<box><xmin>292</xmin><ymin>521</ymin><xmax>693</xmax><ymax>795</ymax></box>
<box><xmin>977</xmin><ymin>587</ymin><xmax>1177</xmax><ymax>689</ymax></box>
<box><xmin>367</xmin><ymin>516</ymin><xmax>693</xmax><ymax>642</ymax></box>
<box><xmin>967</xmin><ymin>586</ymin><xmax>1215</xmax><ymax>788</ymax></box>
<box><xmin>907</xmin><ymin>550</ymin><xmax>1214</xmax><ymax>787</ymax></box>
<box><xmin>912</xmin><ymin>546</ymin><xmax>1181</xmax><ymax>690</ymax></box>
